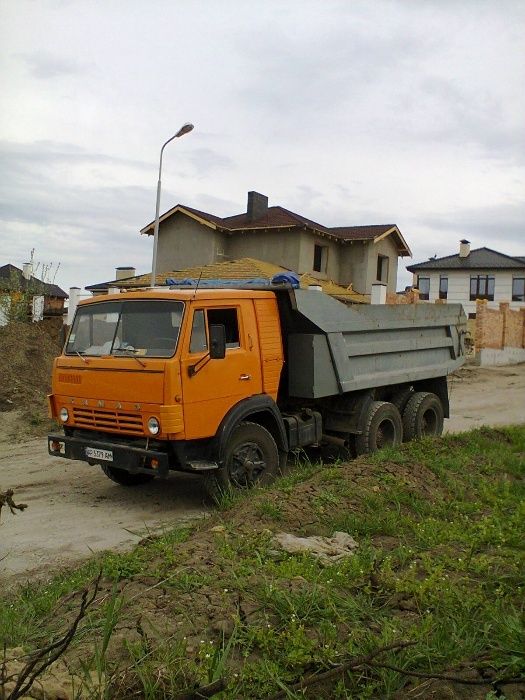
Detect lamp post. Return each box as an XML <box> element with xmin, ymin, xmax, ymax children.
<box><xmin>150</xmin><ymin>123</ymin><xmax>194</xmax><ymax>287</ymax></box>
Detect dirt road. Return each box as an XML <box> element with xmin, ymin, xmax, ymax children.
<box><xmin>1</xmin><ymin>364</ymin><xmax>524</xmax><ymax>586</ymax></box>
<box><xmin>445</xmin><ymin>364</ymin><xmax>525</xmax><ymax>432</ymax></box>
<box><xmin>0</xmin><ymin>442</ymin><xmax>209</xmax><ymax>586</ymax></box>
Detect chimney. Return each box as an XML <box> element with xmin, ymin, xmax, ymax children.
<box><xmin>115</xmin><ymin>266</ymin><xmax>136</xmax><ymax>280</ymax></box>
<box><xmin>459</xmin><ymin>239</ymin><xmax>470</xmax><ymax>258</ymax></box>
<box><xmin>371</xmin><ymin>283</ymin><xmax>387</xmax><ymax>305</ymax></box>
<box><xmin>247</xmin><ymin>191</ymin><xmax>268</xmax><ymax>222</ymax></box>
<box><xmin>22</xmin><ymin>262</ymin><xmax>33</xmax><ymax>280</ymax></box>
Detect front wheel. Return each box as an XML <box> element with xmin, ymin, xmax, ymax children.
<box><xmin>206</xmin><ymin>422</ymin><xmax>279</xmax><ymax>500</ymax></box>
<box><xmin>355</xmin><ymin>401</ymin><xmax>403</xmax><ymax>456</ymax></box>
<box><xmin>101</xmin><ymin>464</ymin><xmax>154</xmax><ymax>486</ymax></box>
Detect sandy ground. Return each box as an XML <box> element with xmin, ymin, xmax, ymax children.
<box><xmin>1</xmin><ymin>363</ymin><xmax>524</xmax><ymax>586</ymax></box>
<box><xmin>445</xmin><ymin>364</ymin><xmax>525</xmax><ymax>432</ymax></box>
<box><xmin>0</xmin><ymin>439</ymin><xmax>209</xmax><ymax>587</ymax></box>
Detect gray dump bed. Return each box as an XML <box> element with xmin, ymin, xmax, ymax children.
<box><xmin>286</xmin><ymin>289</ymin><xmax>467</xmax><ymax>398</ymax></box>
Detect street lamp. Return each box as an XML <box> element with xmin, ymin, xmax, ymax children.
<box><xmin>150</xmin><ymin>123</ymin><xmax>194</xmax><ymax>287</ymax></box>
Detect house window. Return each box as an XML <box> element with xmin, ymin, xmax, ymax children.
<box><xmin>376</xmin><ymin>255</ymin><xmax>389</xmax><ymax>283</ymax></box>
<box><xmin>470</xmin><ymin>275</ymin><xmax>495</xmax><ymax>301</ymax></box>
<box><xmin>207</xmin><ymin>308</ymin><xmax>240</xmax><ymax>348</ymax></box>
<box><xmin>512</xmin><ymin>277</ymin><xmax>525</xmax><ymax>302</ymax></box>
<box><xmin>417</xmin><ymin>276</ymin><xmax>430</xmax><ymax>300</ymax></box>
<box><xmin>313</xmin><ymin>244</ymin><xmax>328</xmax><ymax>273</ymax></box>
<box><xmin>439</xmin><ymin>276</ymin><xmax>448</xmax><ymax>300</ymax></box>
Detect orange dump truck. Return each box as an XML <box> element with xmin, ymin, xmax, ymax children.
<box><xmin>48</xmin><ymin>285</ymin><xmax>466</xmax><ymax>491</ymax></box>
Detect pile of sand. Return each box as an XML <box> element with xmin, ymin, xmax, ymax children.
<box><xmin>0</xmin><ymin>319</ymin><xmax>63</xmax><ymax>434</ymax></box>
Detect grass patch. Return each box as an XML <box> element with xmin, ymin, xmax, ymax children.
<box><xmin>1</xmin><ymin>427</ymin><xmax>524</xmax><ymax>699</ymax></box>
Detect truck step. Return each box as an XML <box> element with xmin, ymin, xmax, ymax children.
<box><xmin>186</xmin><ymin>460</ymin><xmax>219</xmax><ymax>471</ymax></box>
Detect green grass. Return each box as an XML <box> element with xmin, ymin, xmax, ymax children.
<box><xmin>1</xmin><ymin>426</ymin><xmax>524</xmax><ymax>699</ymax></box>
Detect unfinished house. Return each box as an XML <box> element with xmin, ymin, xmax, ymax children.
<box><xmin>139</xmin><ymin>191</ymin><xmax>411</xmax><ymax>295</ymax></box>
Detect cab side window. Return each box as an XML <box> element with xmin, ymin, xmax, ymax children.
<box><xmin>207</xmin><ymin>308</ymin><xmax>240</xmax><ymax>348</ymax></box>
<box><xmin>189</xmin><ymin>309</ymin><xmax>208</xmax><ymax>353</ymax></box>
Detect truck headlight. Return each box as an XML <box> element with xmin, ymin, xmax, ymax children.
<box><xmin>59</xmin><ymin>407</ymin><xmax>69</xmax><ymax>423</ymax></box>
<box><xmin>147</xmin><ymin>417</ymin><xmax>160</xmax><ymax>435</ymax></box>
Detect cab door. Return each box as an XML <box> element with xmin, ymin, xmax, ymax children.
<box><xmin>180</xmin><ymin>300</ymin><xmax>262</xmax><ymax>440</ymax></box>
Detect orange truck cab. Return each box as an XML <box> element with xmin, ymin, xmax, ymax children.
<box><xmin>48</xmin><ymin>288</ymin><xmax>292</xmax><ymax>490</ymax></box>
<box><xmin>48</xmin><ymin>284</ymin><xmax>466</xmax><ymax>491</ymax></box>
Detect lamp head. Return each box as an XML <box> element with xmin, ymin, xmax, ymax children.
<box><xmin>175</xmin><ymin>123</ymin><xmax>194</xmax><ymax>138</ymax></box>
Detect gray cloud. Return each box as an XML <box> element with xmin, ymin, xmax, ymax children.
<box><xmin>0</xmin><ymin>140</ymin><xmax>151</xmax><ymax>172</ymax></box>
<box><xmin>420</xmin><ymin>202</ymin><xmax>525</xmax><ymax>248</ymax></box>
<box><xmin>1</xmin><ymin>0</ymin><xmax>524</xmax><ymax>296</ymax></box>
<box><xmin>391</xmin><ymin>77</ymin><xmax>525</xmax><ymax>164</ymax></box>
<box><xmin>185</xmin><ymin>148</ymin><xmax>234</xmax><ymax>176</ymax></box>
<box><xmin>235</xmin><ymin>22</ymin><xmax>429</xmax><ymax>121</ymax></box>
<box><xmin>18</xmin><ymin>51</ymin><xmax>85</xmax><ymax>79</ymax></box>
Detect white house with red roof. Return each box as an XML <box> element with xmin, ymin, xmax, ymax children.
<box><xmin>139</xmin><ymin>191</ymin><xmax>412</xmax><ymax>295</ymax></box>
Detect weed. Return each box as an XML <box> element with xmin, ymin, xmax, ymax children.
<box><xmin>256</xmin><ymin>499</ymin><xmax>283</xmax><ymax>520</ymax></box>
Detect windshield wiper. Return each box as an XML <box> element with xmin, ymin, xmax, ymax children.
<box><xmin>75</xmin><ymin>351</ymin><xmax>89</xmax><ymax>364</ymax></box>
<box><xmin>112</xmin><ymin>348</ymin><xmax>146</xmax><ymax>367</ymax></box>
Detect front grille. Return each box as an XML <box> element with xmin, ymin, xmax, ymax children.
<box><xmin>72</xmin><ymin>407</ymin><xmax>144</xmax><ymax>436</ymax></box>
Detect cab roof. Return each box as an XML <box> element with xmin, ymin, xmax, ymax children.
<box><xmin>79</xmin><ymin>287</ymin><xmax>281</xmax><ymax>306</ymax></box>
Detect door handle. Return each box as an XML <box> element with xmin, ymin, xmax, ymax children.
<box><xmin>239</xmin><ymin>374</ymin><xmax>251</xmax><ymax>381</ymax></box>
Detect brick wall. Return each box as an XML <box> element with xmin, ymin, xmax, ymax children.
<box><xmin>475</xmin><ymin>300</ymin><xmax>525</xmax><ymax>365</ymax></box>
<box><xmin>386</xmin><ymin>288</ymin><xmax>420</xmax><ymax>304</ymax></box>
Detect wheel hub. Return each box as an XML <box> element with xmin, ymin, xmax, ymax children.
<box><xmin>230</xmin><ymin>442</ymin><xmax>266</xmax><ymax>486</ymax></box>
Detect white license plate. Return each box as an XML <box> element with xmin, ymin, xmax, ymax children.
<box><xmin>85</xmin><ymin>447</ymin><xmax>113</xmax><ymax>462</ymax></box>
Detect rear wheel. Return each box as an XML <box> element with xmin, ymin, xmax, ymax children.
<box><xmin>402</xmin><ymin>392</ymin><xmax>444</xmax><ymax>441</ymax></box>
<box><xmin>205</xmin><ymin>422</ymin><xmax>279</xmax><ymax>501</ymax></box>
<box><xmin>101</xmin><ymin>464</ymin><xmax>154</xmax><ymax>486</ymax></box>
<box><xmin>391</xmin><ymin>388</ymin><xmax>413</xmax><ymax>416</ymax></box>
<box><xmin>355</xmin><ymin>401</ymin><xmax>403</xmax><ymax>455</ymax></box>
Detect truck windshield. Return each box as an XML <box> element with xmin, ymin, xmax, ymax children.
<box><xmin>66</xmin><ymin>300</ymin><xmax>184</xmax><ymax>358</ymax></box>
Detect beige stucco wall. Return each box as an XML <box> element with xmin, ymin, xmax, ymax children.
<box><xmin>338</xmin><ymin>237</ymin><xmax>399</xmax><ymax>293</ymax></box>
<box><xmin>366</xmin><ymin>237</ymin><xmax>399</xmax><ymax>294</ymax></box>
<box><xmin>156</xmin><ymin>213</ymin><xmax>227</xmax><ymax>272</ymax></box>
<box><xmin>339</xmin><ymin>241</ymin><xmax>368</xmax><ymax>291</ymax></box>
<box><xmin>154</xmin><ymin>213</ymin><xmax>401</xmax><ymax>293</ymax></box>
<box><xmin>296</xmin><ymin>232</ymin><xmax>340</xmax><ymax>280</ymax></box>
<box><xmin>225</xmin><ymin>229</ymin><xmax>302</xmax><ymax>271</ymax></box>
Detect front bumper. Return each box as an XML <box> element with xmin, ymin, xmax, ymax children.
<box><xmin>47</xmin><ymin>432</ymin><xmax>169</xmax><ymax>478</ymax></box>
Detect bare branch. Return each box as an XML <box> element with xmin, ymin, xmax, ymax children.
<box><xmin>268</xmin><ymin>640</ymin><xmax>416</xmax><ymax>700</ymax></box>
<box><xmin>368</xmin><ymin>661</ymin><xmax>525</xmax><ymax>687</ymax></box>
<box><xmin>6</xmin><ymin>570</ymin><xmax>102</xmax><ymax>700</ymax></box>
<box><xmin>174</xmin><ymin>678</ymin><xmax>226</xmax><ymax>700</ymax></box>
<box><xmin>0</xmin><ymin>490</ymin><xmax>28</xmax><ymax>523</ymax></box>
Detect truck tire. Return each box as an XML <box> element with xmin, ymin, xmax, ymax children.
<box><xmin>355</xmin><ymin>401</ymin><xmax>403</xmax><ymax>455</ymax></box>
<box><xmin>101</xmin><ymin>464</ymin><xmax>154</xmax><ymax>486</ymax></box>
<box><xmin>391</xmin><ymin>388</ymin><xmax>413</xmax><ymax>416</ymax></box>
<box><xmin>402</xmin><ymin>392</ymin><xmax>444</xmax><ymax>441</ymax></box>
<box><xmin>206</xmin><ymin>422</ymin><xmax>279</xmax><ymax>500</ymax></box>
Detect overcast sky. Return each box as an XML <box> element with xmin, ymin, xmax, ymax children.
<box><xmin>1</xmin><ymin>0</ymin><xmax>524</xmax><ymax>294</ymax></box>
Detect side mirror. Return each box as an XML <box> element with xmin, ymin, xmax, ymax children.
<box><xmin>209</xmin><ymin>324</ymin><xmax>226</xmax><ymax>359</ymax></box>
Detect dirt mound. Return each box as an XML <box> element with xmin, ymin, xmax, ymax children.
<box><xmin>3</xmin><ymin>427</ymin><xmax>525</xmax><ymax>698</ymax></box>
<box><xmin>0</xmin><ymin>319</ymin><xmax>63</xmax><ymax>435</ymax></box>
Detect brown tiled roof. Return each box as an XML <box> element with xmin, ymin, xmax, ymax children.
<box><xmin>329</xmin><ymin>224</ymin><xmax>396</xmax><ymax>240</ymax></box>
<box><xmin>179</xmin><ymin>204</ymin><xmax>225</xmax><ymax>226</ymax></box>
<box><xmin>222</xmin><ymin>206</ymin><xmax>329</xmax><ymax>233</ymax></box>
<box><xmin>140</xmin><ymin>200</ymin><xmax>411</xmax><ymax>253</ymax></box>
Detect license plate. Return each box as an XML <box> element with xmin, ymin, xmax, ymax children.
<box><xmin>85</xmin><ymin>447</ymin><xmax>113</xmax><ymax>462</ymax></box>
